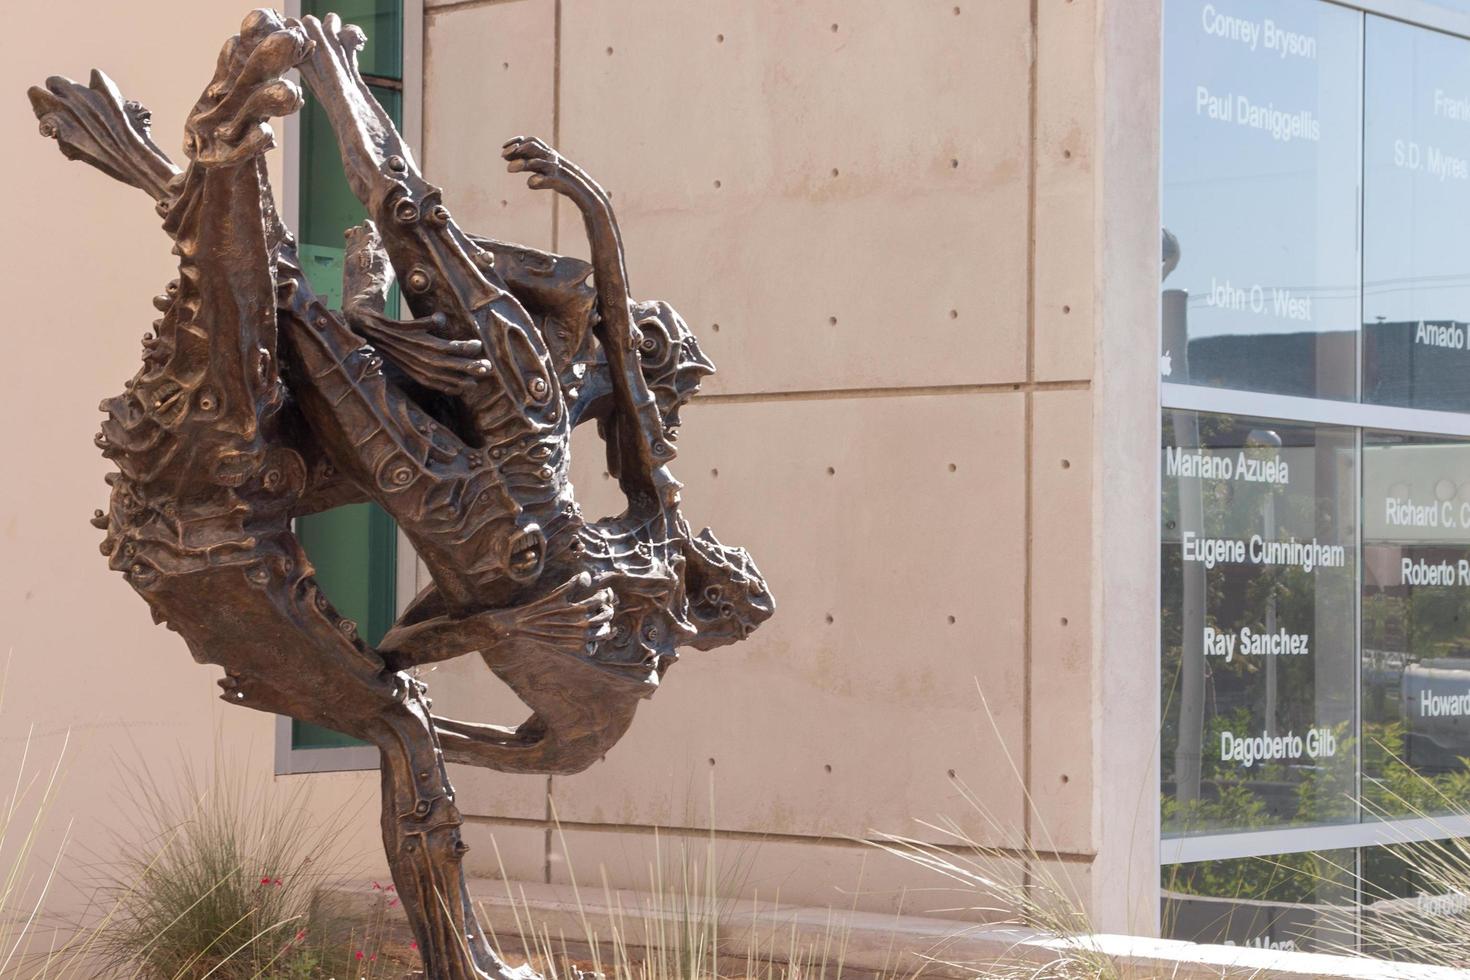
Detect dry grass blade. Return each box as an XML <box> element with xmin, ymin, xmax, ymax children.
<box><xmin>80</xmin><ymin>749</ymin><xmax>357</xmax><ymax>979</ymax></box>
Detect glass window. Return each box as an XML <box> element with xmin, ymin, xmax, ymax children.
<box><xmin>1163</xmin><ymin>850</ymin><xmax>1356</xmax><ymax>952</ymax></box>
<box><xmin>1163</xmin><ymin>0</ymin><xmax>1470</xmax><ymax>950</ymax></box>
<box><xmin>1162</xmin><ymin>410</ymin><xmax>1357</xmax><ymax>836</ymax></box>
<box><xmin>299</xmin><ymin>85</ymin><xmax>403</xmax><ymax>307</ymax></box>
<box><xmin>302</xmin><ymin>0</ymin><xmax>402</xmax><ymax>80</ymax></box>
<box><xmin>292</xmin><ymin>504</ymin><xmax>397</xmax><ymax>750</ymax></box>
<box><xmin>1362</xmin><ymin>431</ymin><xmax>1470</xmax><ymax>816</ymax></box>
<box><xmin>1160</xmin><ymin>0</ymin><xmax>1361</xmax><ymax>400</ymax></box>
<box><xmin>1363</xmin><ymin>18</ymin><xmax>1470</xmax><ymax>411</ymax></box>
<box><xmin>1359</xmin><ymin>841</ymin><xmax>1470</xmax><ymax>963</ymax></box>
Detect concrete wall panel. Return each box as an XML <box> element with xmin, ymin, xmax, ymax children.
<box><xmin>436</xmin><ymin>653</ymin><xmax>557</xmax><ymax>820</ymax></box>
<box><xmin>461</xmin><ymin>821</ymin><xmax>549</xmax><ymax>883</ymax></box>
<box><xmin>546</xmin><ymin>394</ymin><xmax>1028</xmax><ymax>847</ymax></box>
<box><xmin>544</xmin><ymin>825</ymin><xmax>1020</xmax><ymax>923</ymax></box>
<box><xmin>555</xmin><ymin>0</ymin><xmax>1031</xmax><ymax>395</ymax></box>
<box><xmin>424</xmin><ymin>0</ymin><xmax>556</xmax><ymax>251</ymax></box>
<box><xmin>1028</xmin><ymin>389</ymin><xmax>1096</xmax><ymax>854</ymax></box>
<box><xmin>1033</xmin><ymin>0</ymin><xmax>1098</xmax><ymax>383</ymax></box>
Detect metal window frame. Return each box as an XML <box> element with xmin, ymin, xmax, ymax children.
<box><xmin>1327</xmin><ymin>0</ymin><xmax>1470</xmax><ymax>39</ymax></box>
<box><xmin>275</xmin><ymin>0</ymin><xmax>424</xmax><ymax>776</ymax></box>
<box><xmin>1162</xmin><ymin>384</ymin><xmax>1470</xmax><ymax>438</ymax></box>
<box><xmin>1163</xmin><ymin>813</ymin><xmax>1470</xmax><ymax>864</ymax></box>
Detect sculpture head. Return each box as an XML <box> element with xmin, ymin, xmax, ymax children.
<box><xmin>632</xmin><ymin>300</ymin><xmax>714</xmax><ymax>442</ymax></box>
<box><xmin>682</xmin><ymin>528</ymin><xmax>775</xmax><ymax>651</ymax></box>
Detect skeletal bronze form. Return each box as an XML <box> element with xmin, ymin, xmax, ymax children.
<box><xmin>28</xmin><ymin>10</ymin><xmax>772</xmax><ymax>978</ymax></box>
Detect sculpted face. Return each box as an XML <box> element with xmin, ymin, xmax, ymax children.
<box><xmin>632</xmin><ymin>300</ymin><xmax>714</xmax><ymax>441</ymax></box>
<box><xmin>683</xmin><ymin>528</ymin><xmax>774</xmax><ymax>651</ymax></box>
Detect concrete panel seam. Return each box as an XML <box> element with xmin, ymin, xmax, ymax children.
<box><xmin>427</xmin><ymin>0</ymin><xmax>536</xmax><ymax>18</ymax></box>
<box><xmin>698</xmin><ymin>380</ymin><xmax>1090</xmax><ymax>405</ymax></box>
<box><xmin>1022</xmin><ymin>0</ymin><xmax>1040</xmax><ymax>898</ymax></box>
<box><xmin>462</xmin><ymin>813</ymin><xmax>1098</xmax><ymax>864</ymax></box>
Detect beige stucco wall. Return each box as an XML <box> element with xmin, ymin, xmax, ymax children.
<box><xmin>1</xmin><ymin>1</ymin><xmax>390</xmax><ymax>928</ymax></box>
<box><xmin>419</xmin><ymin>0</ymin><xmax>1162</xmax><ymax>935</ymax></box>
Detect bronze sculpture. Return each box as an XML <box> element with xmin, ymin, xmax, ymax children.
<box><xmin>28</xmin><ymin>9</ymin><xmax>772</xmax><ymax>978</ymax></box>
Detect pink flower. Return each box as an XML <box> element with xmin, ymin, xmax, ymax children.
<box><xmin>410</xmin><ymin>941</ymin><xmax>418</xmax><ymax>951</ymax></box>
<box><xmin>355</xmin><ymin>950</ymin><xmax>364</xmax><ymax>960</ymax></box>
<box><xmin>259</xmin><ymin>877</ymin><xmax>271</xmax><ymax>886</ymax></box>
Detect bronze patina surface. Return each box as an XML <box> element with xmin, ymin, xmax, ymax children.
<box><xmin>28</xmin><ymin>10</ymin><xmax>772</xmax><ymax>978</ymax></box>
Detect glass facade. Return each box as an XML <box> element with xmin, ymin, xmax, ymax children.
<box><xmin>1162</xmin><ymin>0</ymin><xmax>1470</xmax><ymax>951</ymax></box>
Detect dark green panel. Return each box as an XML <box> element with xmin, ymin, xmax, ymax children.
<box><xmin>302</xmin><ymin>0</ymin><xmax>402</xmax><ymax>80</ymax></box>
<box><xmin>293</xmin><ymin>503</ymin><xmax>397</xmax><ymax>750</ymax></box>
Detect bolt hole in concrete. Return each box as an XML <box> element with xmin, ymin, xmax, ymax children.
<box><xmin>710</xmin><ymin>468</ymin><xmax>719</xmax><ymax>478</ymax></box>
<box><xmin>716</xmin><ymin>33</ymin><xmax>724</xmax><ymax>42</ymax></box>
<box><xmin>954</xmin><ymin>4</ymin><xmax>962</xmax><ymax>12</ymax></box>
<box><xmin>1060</xmin><ymin>617</ymin><xmax>1069</xmax><ymax>627</ymax></box>
<box><xmin>606</xmin><ymin>45</ymin><xmax>613</xmax><ymax>55</ymax></box>
<box><xmin>825</xmin><ymin>613</ymin><xmax>834</xmax><ymax>624</ymax></box>
<box><xmin>1060</xmin><ymin>459</ymin><xmax>1071</xmax><ymax>469</ymax></box>
<box><xmin>1063</xmin><ymin>148</ymin><xmax>1072</xmax><ymax>159</ymax></box>
<box><xmin>949</xmin><ymin>308</ymin><xmax>958</xmax><ymax>319</ymax></box>
<box><xmin>502</xmin><ymin>62</ymin><xmax>509</xmax><ymax>70</ymax></box>
<box><xmin>708</xmin><ymin>757</ymin><xmax>716</xmax><ymax>767</ymax></box>
<box><xmin>948</xmin><ymin>463</ymin><xmax>957</xmax><ymax>472</ymax></box>
<box><xmin>711</xmin><ymin>322</ymin><xmax>721</xmax><ymax>332</ymax></box>
<box><xmin>1062</xmin><ymin>304</ymin><xmax>1071</xmax><ymax>314</ymax></box>
<box><xmin>947</xmin><ymin>615</ymin><xmax>956</xmax><ymax>624</ymax></box>
<box><xmin>826</xmin><ymin>466</ymin><xmax>835</xmax><ymax>476</ymax></box>
<box><xmin>828</xmin><ymin>315</ymin><xmax>837</xmax><ymax>325</ymax></box>
<box><xmin>947</xmin><ymin>769</ymin><xmax>957</xmax><ymax>779</ymax></box>
<box><xmin>713</xmin><ymin>179</ymin><xmax>722</xmax><ymax>189</ymax></box>
<box><xmin>1060</xmin><ymin>774</ymin><xmax>1070</xmax><ymax>784</ymax></box>
<box><xmin>831</xmin><ymin>23</ymin><xmax>839</xmax><ymax>32</ymax></box>
<box><xmin>831</xmin><ymin>167</ymin><xmax>839</xmax><ymax>177</ymax></box>
<box><xmin>824</xmin><ymin>764</ymin><xmax>833</xmax><ymax>773</ymax></box>
<box><xmin>951</xmin><ymin>158</ymin><xmax>960</xmax><ymax>169</ymax></box>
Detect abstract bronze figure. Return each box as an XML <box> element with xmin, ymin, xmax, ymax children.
<box><xmin>28</xmin><ymin>10</ymin><xmax>772</xmax><ymax>978</ymax></box>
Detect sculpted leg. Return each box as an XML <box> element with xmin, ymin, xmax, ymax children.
<box><xmin>373</xmin><ymin>686</ymin><xmax>531</xmax><ymax>980</ymax></box>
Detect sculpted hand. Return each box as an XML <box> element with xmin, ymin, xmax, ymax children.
<box><xmin>183</xmin><ymin>9</ymin><xmax>312</xmax><ymax>166</ymax></box>
<box><xmin>377</xmin><ymin>572</ymin><xmax>615</xmax><ymax>670</ymax></box>
<box><xmin>502</xmin><ymin>572</ymin><xmax>616</xmax><ymax>651</ymax></box>
<box><xmin>502</xmin><ymin>136</ymin><xmax>608</xmax><ymax>215</ymax></box>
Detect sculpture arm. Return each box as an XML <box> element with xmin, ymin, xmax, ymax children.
<box><xmin>295</xmin><ymin>14</ymin><xmax>545</xmax><ymax>359</ymax></box>
<box><xmin>501</xmin><ymin>137</ymin><xmax>676</xmax><ymax>501</ymax></box>
<box><xmin>29</xmin><ymin>70</ymin><xmax>181</xmax><ymax>204</ymax></box>
<box><xmin>378</xmin><ymin>574</ymin><xmax>613</xmax><ymax>670</ymax></box>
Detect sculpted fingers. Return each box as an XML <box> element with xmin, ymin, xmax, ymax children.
<box><xmin>186</xmin><ymin>10</ymin><xmax>312</xmax><ymax>165</ymax></box>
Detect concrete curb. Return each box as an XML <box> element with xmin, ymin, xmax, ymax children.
<box><xmin>314</xmin><ymin>879</ymin><xmax>1470</xmax><ymax>978</ymax></box>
